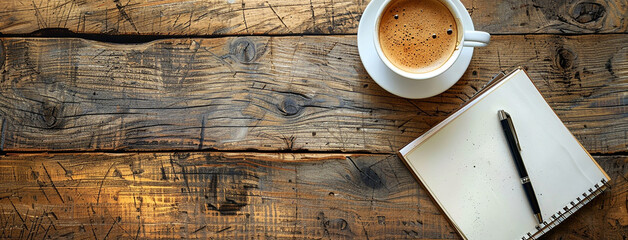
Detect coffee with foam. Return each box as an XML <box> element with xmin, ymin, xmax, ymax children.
<box><xmin>378</xmin><ymin>0</ymin><xmax>458</xmax><ymax>74</ymax></box>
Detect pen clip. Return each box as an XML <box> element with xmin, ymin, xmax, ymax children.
<box><xmin>499</xmin><ymin>110</ymin><xmax>521</xmax><ymax>151</ymax></box>
<box><xmin>506</xmin><ymin>112</ymin><xmax>521</xmax><ymax>151</ymax></box>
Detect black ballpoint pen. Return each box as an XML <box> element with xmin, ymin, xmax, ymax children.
<box><xmin>498</xmin><ymin>110</ymin><xmax>543</xmax><ymax>224</ymax></box>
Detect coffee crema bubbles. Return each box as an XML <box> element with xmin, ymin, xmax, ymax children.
<box><xmin>378</xmin><ymin>0</ymin><xmax>458</xmax><ymax>74</ymax></box>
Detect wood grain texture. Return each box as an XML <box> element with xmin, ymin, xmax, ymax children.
<box><xmin>0</xmin><ymin>152</ymin><xmax>456</xmax><ymax>239</ymax></box>
<box><xmin>0</xmin><ymin>34</ymin><xmax>626</xmax><ymax>153</ymax></box>
<box><xmin>0</xmin><ymin>153</ymin><xmax>625</xmax><ymax>239</ymax></box>
<box><xmin>0</xmin><ymin>0</ymin><xmax>625</xmax><ymax>35</ymax></box>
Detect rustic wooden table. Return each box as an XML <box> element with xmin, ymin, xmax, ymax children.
<box><xmin>0</xmin><ymin>0</ymin><xmax>626</xmax><ymax>239</ymax></box>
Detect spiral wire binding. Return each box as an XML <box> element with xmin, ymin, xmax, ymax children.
<box><xmin>520</xmin><ymin>178</ymin><xmax>608</xmax><ymax>240</ymax></box>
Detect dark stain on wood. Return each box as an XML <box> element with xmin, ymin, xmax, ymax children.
<box><xmin>377</xmin><ymin>215</ymin><xmax>385</xmax><ymax>225</ymax></box>
<box><xmin>605</xmin><ymin>58</ymin><xmax>616</xmax><ymax>78</ymax></box>
<box><xmin>347</xmin><ymin>156</ymin><xmax>384</xmax><ymax>189</ymax></box>
<box><xmin>360</xmin><ymin>165</ymin><xmax>384</xmax><ymax>189</ymax></box>
<box><xmin>571</xmin><ymin>2</ymin><xmax>606</xmax><ymax>24</ymax></box>
<box><xmin>555</xmin><ymin>47</ymin><xmax>576</xmax><ymax>70</ymax></box>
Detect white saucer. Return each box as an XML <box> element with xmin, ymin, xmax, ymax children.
<box><xmin>358</xmin><ymin>0</ymin><xmax>474</xmax><ymax>99</ymax></box>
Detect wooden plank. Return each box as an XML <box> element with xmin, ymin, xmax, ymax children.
<box><xmin>0</xmin><ymin>152</ymin><xmax>456</xmax><ymax>239</ymax></box>
<box><xmin>0</xmin><ymin>35</ymin><xmax>625</xmax><ymax>153</ymax></box>
<box><xmin>0</xmin><ymin>153</ymin><xmax>625</xmax><ymax>239</ymax></box>
<box><xmin>0</xmin><ymin>0</ymin><xmax>625</xmax><ymax>35</ymax></box>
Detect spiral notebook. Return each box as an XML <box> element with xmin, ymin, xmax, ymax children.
<box><xmin>398</xmin><ymin>68</ymin><xmax>610</xmax><ymax>240</ymax></box>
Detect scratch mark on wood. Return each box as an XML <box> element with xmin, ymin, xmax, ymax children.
<box><xmin>470</xmin><ymin>84</ymin><xmax>479</xmax><ymax>93</ymax></box>
<box><xmin>203</xmin><ymin>47</ymin><xmax>236</xmax><ymax>76</ymax></box>
<box><xmin>397</xmin><ymin>118</ymin><xmax>411</xmax><ymax>129</ymax></box>
<box><xmin>181</xmin><ymin>164</ymin><xmax>191</xmax><ymax>193</ymax></box>
<box><xmin>113</xmin><ymin>0</ymin><xmax>139</xmax><ymax>33</ymax></box>
<box><xmin>32</xmin><ymin>167</ymin><xmax>52</xmax><ymax>203</ymax></box>
<box><xmin>90</xmin><ymin>221</ymin><xmax>98</xmax><ymax>240</ymax></box>
<box><xmin>173</xmin><ymin>13</ymin><xmax>181</xmax><ymax>28</ymax></box>
<box><xmin>177</xmin><ymin>43</ymin><xmax>199</xmax><ymax>84</ymax></box>
<box><xmin>97</xmin><ymin>163</ymin><xmax>116</xmax><ymax>204</ymax></box>
<box><xmin>241</xmin><ymin>0</ymin><xmax>249</xmax><ymax>33</ymax></box>
<box><xmin>91</xmin><ymin>50</ymin><xmax>106</xmax><ymax>60</ymax></box>
<box><xmin>31</xmin><ymin>1</ymin><xmax>46</xmax><ymax>28</ymax></box>
<box><xmin>216</xmin><ymin>226</ymin><xmax>231</xmax><ymax>233</ymax></box>
<box><xmin>497</xmin><ymin>48</ymin><xmax>504</xmax><ymax>70</ymax></box>
<box><xmin>103</xmin><ymin>220</ymin><xmax>116</xmax><ymax>240</ymax></box>
<box><xmin>25</xmin><ymin>213</ymin><xmax>36</xmax><ymax>239</ymax></box>
<box><xmin>385</xmin><ymin>156</ymin><xmax>401</xmax><ymax>185</ymax></box>
<box><xmin>0</xmin><ymin>207</ymin><xmax>7</xmax><ymax>238</ymax></box>
<box><xmin>210</xmin><ymin>174</ymin><xmax>218</xmax><ymax>203</ymax></box>
<box><xmin>105</xmin><ymin>7</ymin><xmax>108</xmax><ymax>31</ymax></box>
<box><xmin>186</xmin><ymin>8</ymin><xmax>195</xmax><ymax>31</ymax></box>
<box><xmin>42</xmin><ymin>163</ymin><xmax>64</xmax><ymax>203</ymax></box>
<box><xmin>406</xmin><ymin>100</ymin><xmax>433</xmax><ymax>117</ymax></box>
<box><xmin>9</xmin><ymin>199</ymin><xmax>25</xmax><ymax>225</ymax></box>
<box><xmin>56</xmin><ymin>161</ymin><xmax>73</xmax><ymax>180</ymax></box>
<box><xmin>281</xmin><ymin>135</ymin><xmax>295</xmax><ymax>149</ymax></box>
<box><xmin>0</xmin><ymin>116</ymin><xmax>5</xmax><ymax>153</ymax></box>
<box><xmin>76</xmin><ymin>12</ymin><xmax>82</xmax><ymax>32</ymax></box>
<box><xmin>192</xmin><ymin>225</ymin><xmax>206</xmax><ymax>233</ymax></box>
<box><xmin>32</xmin><ymin>213</ymin><xmax>43</xmax><ymax>239</ymax></box>
<box><xmin>134</xmin><ymin>221</ymin><xmax>141</xmax><ymax>240</ymax></box>
<box><xmin>160</xmin><ymin>161</ymin><xmax>168</xmax><ymax>181</ymax></box>
<box><xmin>266</xmin><ymin>1</ymin><xmax>291</xmax><ymax>33</ymax></box>
<box><xmin>48</xmin><ymin>211</ymin><xmax>58</xmax><ymax>220</ymax></box>
<box><xmin>309</xmin><ymin>0</ymin><xmax>316</xmax><ymax>31</ymax></box>
<box><xmin>42</xmin><ymin>224</ymin><xmax>51</xmax><ymax>239</ymax></box>
<box><xmin>63</xmin><ymin>0</ymin><xmax>74</xmax><ymax>28</ymax></box>
<box><xmin>330</xmin><ymin>0</ymin><xmax>335</xmax><ymax>32</ymax></box>
<box><xmin>362</xmin><ymin>224</ymin><xmax>370</xmax><ymax>240</ymax></box>
<box><xmin>199</xmin><ymin>115</ymin><xmax>205</xmax><ymax>150</ymax></box>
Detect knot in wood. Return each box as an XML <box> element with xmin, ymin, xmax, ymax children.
<box><xmin>555</xmin><ymin>48</ymin><xmax>576</xmax><ymax>70</ymax></box>
<box><xmin>360</xmin><ymin>166</ymin><xmax>384</xmax><ymax>189</ymax></box>
<box><xmin>230</xmin><ymin>38</ymin><xmax>257</xmax><ymax>63</ymax></box>
<box><xmin>278</xmin><ymin>97</ymin><xmax>302</xmax><ymax>116</ymax></box>
<box><xmin>571</xmin><ymin>2</ymin><xmax>606</xmax><ymax>24</ymax></box>
<box><xmin>41</xmin><ymin>101</ymin><xmax>63</xmax><ymax>129</ymax></box>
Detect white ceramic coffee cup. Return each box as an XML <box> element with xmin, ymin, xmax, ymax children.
<box><xmin>373</xmin><ymin>0</ymin><xmax>490</xmax><ymax>80</ymax></box>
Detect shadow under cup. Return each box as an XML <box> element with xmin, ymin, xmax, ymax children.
<box><xmin>373</xmin><ymin>0</ymin><xmax>487</xmax><ymax>80</ymax></box>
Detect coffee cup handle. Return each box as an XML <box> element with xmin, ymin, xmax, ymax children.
<box><xmin>463</xmin><ymin>31</ymin><xmax>490</xmax><ymax>47</ymax></box>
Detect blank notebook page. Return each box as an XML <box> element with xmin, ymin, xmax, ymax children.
<box><xmin>400</xmin><ymin>70</ymin><xmax>608</xmax><ymax>240</ymax></box>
